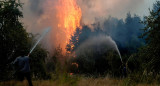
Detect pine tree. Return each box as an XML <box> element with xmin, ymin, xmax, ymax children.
<box><xmin>140</xmin><ymin>1</ymin><xmax>160</xmax><ymax>74</ymax></box>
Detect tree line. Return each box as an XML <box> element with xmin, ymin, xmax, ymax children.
<box><xmin>66</xmin><ymin>1</ymin><xmax>160</xmax><ymax>79</ymax></box>
<box><xmin>1</xmin><ymin>0</ymin><xmax>160</xmax><ymax>83</ymax></box>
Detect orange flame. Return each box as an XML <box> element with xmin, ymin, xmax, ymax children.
<box><xmin>56</xmin><ymin>0</ymin><xmax>82</xmax><ymax>52</ymax></box>
<box><xmin>72</xmin><ymin>62</ymin><xmax>79</xmax><ymax>68</ymax></box>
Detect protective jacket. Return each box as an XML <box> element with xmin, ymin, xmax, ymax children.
<box><xmin>14</xmin><ymin>56</ymin><xmax>30</xmax><ymax>73</ymax></box>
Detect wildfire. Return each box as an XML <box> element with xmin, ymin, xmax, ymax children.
<box><xmin>56</xmin><ymin>0</ymin><xmax>82</xmax><ymax>52</ymax></box>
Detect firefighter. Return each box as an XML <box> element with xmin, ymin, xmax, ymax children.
<box><xmin>122</xmin><ymin>63</ymin><xmax>127</xmax><ymax>78</ymax></box>
<box><xmin>13</xmin><ymin>51</ymin><xmax>33</xmax><ymax>86</ymax></box>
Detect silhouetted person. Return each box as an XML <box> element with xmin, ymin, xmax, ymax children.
<box><xmin>121</xmin><ymin>63</ymin><xmax>127</xmax><ymax>78</ymax></box>
<box><xmin>14</xmin><ymin>52</ymin><xmax>33</xmax><ymax>86</ymax></box>
<box><xmin>123</xmin><ymin>66</ymin><xmax>127</xmax><ymax>77</ymax></box>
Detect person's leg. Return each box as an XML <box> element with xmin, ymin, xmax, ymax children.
<box><xmin>25</xmin><ymin>72</ymin><xmax>33</xmax><ymax>86</ymax></box>
<box><xmin>17</xmin><ymin>72</ymin><xmax>24</xmax><ymax>81</ymax></box>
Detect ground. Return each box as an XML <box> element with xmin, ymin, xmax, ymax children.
<box><xmin>0</xmin><ymin>77</ymin><xmax>158</xmax><ymax>86</ymax></box>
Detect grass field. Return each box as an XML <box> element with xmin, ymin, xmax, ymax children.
<box><xmin>0</xmin><ymin>76</ymin><xmax>158</xmax><ymax>86</ymax></box>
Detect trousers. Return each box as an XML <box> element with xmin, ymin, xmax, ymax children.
<box><xmin>17</xmin><ymin>72</ymin><xmax>33</xmax><ymax>86</ymax></box>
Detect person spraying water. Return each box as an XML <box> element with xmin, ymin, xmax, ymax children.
<box><xmin>13</xmin><ymin>27</ymin><xmax>51</xmax><ymax>86</ymax></box>
<box><xmin>105</xmin><ymin>36</ymin><xmax>127</xmax><ymax>77</ymax></box>
<box><xmin>13</xmin><ymin>51</ymin><xmax>33</xmax><ymax>86</ymax></box>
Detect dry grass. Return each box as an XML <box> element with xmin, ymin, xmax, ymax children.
<box><xmin>0</xmin><ymin>77</ymin><xmax>159</xmax><ymax>86</ymax></box>
<box><xmin>77</xmin><ymin>77</ymin><xmax>120</xmax><ymax>86</ymax></box>
<box><xmin>0</xmin><ymin>80</ymin><xmax>59</xmax><ymax>86</ymax></box>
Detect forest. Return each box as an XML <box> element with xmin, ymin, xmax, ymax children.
<box><xmin>0</xmin><ymin>0</ymin><xmax>160</xmax><ymax>86</ymax></box>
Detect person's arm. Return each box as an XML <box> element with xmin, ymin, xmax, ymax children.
<box><xmin>13</xmin><ymin>57</ymin><xmax>19</xmax><ymax>64</ymax></box>
<box><xmin>27</xmin><ymin>54</ymin><xmax>30</xmax><ymax>57</ymax></box>
<box><xmin>13</xmin><ymin>57</ymin><xmax>20</xmax><ymax>70</ymax></box>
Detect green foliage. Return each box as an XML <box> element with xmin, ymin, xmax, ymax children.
<box><xmin>30</xmin><ymin>44</ymin><xmax>49</xmax><ymax>80</ymax></box>
<box><xmin>67</xmin><ymin>50</ymin><xmax>122</xmax><ymax>77</ymax></box>
<box><xmin>46</xmin><ymin>46</ymin><xmax>63</xmax><ymax>73</ymax></box>
<box><xmin>139</xmin><ymin>1</ymin><xmax>160</xmax><ymax>74</ymax></box>
<box><xmin>51</xmin><ymin>72</ymin><xmax>80</xmax><ymax>86</ymax></box>
<box><xmin>47</xmin><ymin>45</ymin><xmax>64</xmax><ymax>73</ymax></box>
<box><xmin>0</xmin><ymin>0</ymin><xmax>49</xmax><ymax>81</ymax></box>
<box><xmin>121</xmin><ymin>71</ymin><xmax>160</xmax><ymax>86</ymax></box>
<box><xmin>45</xmin><ymin>46</ymin><xmax>79</xmax><ymax>85</ymax></box>
<box><xmin>0</xmin><ymin>0</ymin><xmax>30</xmax><ymax>80</ymax></box>
<box><xmin>124</xmin><ymin>1</ymin><xmax>160</xmax><ymax>84</ymax></box>
<box><xmin>126</xmin><ymin>54</ymin><xmax>141</xmax><ymax>73</ymax></box>
<box><xmin>66</xmin><ymin>13</ymin><xmax>145</xmax><ymax>77</ymax></box>
<box><xmin>106</xmin><ymin>51</ymin><xmax>122</xmax><ymax>77</ymax></box>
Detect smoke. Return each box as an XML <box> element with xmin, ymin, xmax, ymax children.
<box><xmin>68</xmin><ymin>14</ymin><xmax>145</xmax><ymax>57</ymax></box>
<box><xmin>28</xmin><ymin>0</ymin><xmax>44</xmax><ymax>16</ymax></box>
<box><xmin>77</xmin><ymin>0</ymin><xmax>155</xmax><ymax>25</ymax></box>
<box><xmin>22</xmin><ymin>0</ymin><xmax>59</xmax><ymax>53</ymax></box>
<box><xmin>21</xmin><ymin>0</ymin><xmax>156</xmax><ymax>54</ymax></box>
<box><xmin>22</xmin><ymin>0</ymin><xmax>82</xmax><ymax>53</ymax></box>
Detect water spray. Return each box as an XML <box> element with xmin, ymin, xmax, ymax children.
<box><xmin>107</xmin><ymin>36</ymin><xmax>123</xmax><ymax>63</ymax></box>
<box><xmin>28</xmin><ymin>27</ymin><xmax>51</xmax><ymax>56</ymax></box>
<box><xmin>113</xmin><ymin>41</ymin><xmax>123</xmax><ymax>63</ymax></box>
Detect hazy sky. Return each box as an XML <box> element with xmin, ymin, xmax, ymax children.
<box><xmin>132</xmin><ymin>0</ymin><xmax>158</xmax><ymax>18</ymax></box>
<box><xmin>21</xmin><ymin>0</ymin><xmax>158</xmax><ymax>31</ymax></box>
<box><xmin>20</xmin><ymin>0</ymin><xmax>159</xmax><ymax>52</ymax></box>
<box><xmin>76</xmin><ymin>0</ymin><xmax>158</xmax><ymax>24</ymax></box>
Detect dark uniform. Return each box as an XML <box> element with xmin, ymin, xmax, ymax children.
<box><xmin>14</xmin><ymin>56</ymin><xmax>33</xmax><ymax>86</ymax></box>
<box><xmin>122</xmin><ymin>66</ymin><xmax>127</xmax><ymax>78</ymax></box>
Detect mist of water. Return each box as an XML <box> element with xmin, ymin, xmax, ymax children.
<box><xmin>29</xmin><ymin>27</ymin><xmax>51</xmax><ymax>55</ymax></box>
<box><xmin>75</xmin><ymin>35</ymin><xmax>123</xmax><ymax>63</ymax></box>
<box><xmin>107</xmin><ymin>36</ymin><xmax>123</xmax><ymax>63</ymax></box>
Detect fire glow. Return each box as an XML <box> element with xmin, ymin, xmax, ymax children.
<box><xmin>56</xmin><ymin>0</ymin><xmax>82</xmax><ymax>51</ymax></box>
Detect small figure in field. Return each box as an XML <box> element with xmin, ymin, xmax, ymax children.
<box><xmin>122</xmin><ymin>63</ymin><xmax>127</xmax><ymax>78</ymax></box>
<box><xmin>13</xmin><ymin>51</ymin><xmax>33</xmax><ymax>86</ymax></box>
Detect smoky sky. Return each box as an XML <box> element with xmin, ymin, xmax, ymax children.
<box><xmin>22</xmin><ymin>0</ymin><xmax>157</xmax><ymax>27</ymax></box>
<box><xmin>28</xmin><ymin>0</ymin><xmax>44</xmax><ymax>16</ymax></box>
<box><xmin>21</xmin><ymin>0</ymin><xmax>157</xmax><ymax>53</ymax></box>
<box><xmin>77</xmin><ymin>0</ymin><xmax>157</xmax><ymax>24</ymax></box>
<box><xmin>21</xmin><ymin>0</ymin><xmax>157</xmax><ymax>32</ymax></box>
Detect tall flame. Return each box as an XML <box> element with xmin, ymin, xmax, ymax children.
<box><xmin>56</xmin><ymin>0</ymin><xmax>82</xmax><ymax>52</ymax></box>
